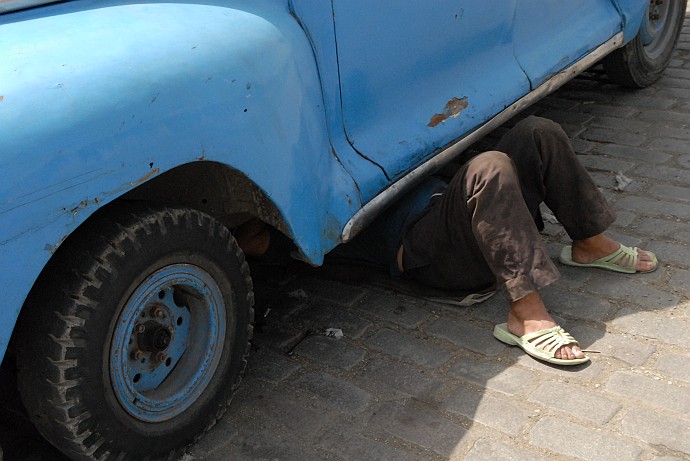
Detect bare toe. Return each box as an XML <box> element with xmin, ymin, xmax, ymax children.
<box><xmin>636</xmin><ymin>248</ymin><xmax>657</xmax><ymax>272</ymax></box>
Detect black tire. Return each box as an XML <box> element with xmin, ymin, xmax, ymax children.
<box><xmin>15</xmin><ymin>205</ymin><xmax>254</xmax><ymax>460</ymax></box>
<box><xmin>603</xmin><ymin>0</ymin><xmax>687</xmax><ymax>87</ymax></box>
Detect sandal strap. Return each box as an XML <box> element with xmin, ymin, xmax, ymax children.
<box><xmin>600</xmin><ymin>245</ymin><xmax>638</xmax><ymax>270</ymax></box>
<box><xmin>521</xmin><ymin>326</ymin><xmax>580</xmax><ymax>358</ymax></box>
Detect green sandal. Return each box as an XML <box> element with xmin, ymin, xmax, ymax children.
<box><xmin>559</xmin><ymin>244</ymin><xmax>657</xmax><ymax>274</ymax></box>
<box><xmin>493</xmin><ymin>323</ymin><xmax>590</xmax><ymax>366</ymax></box>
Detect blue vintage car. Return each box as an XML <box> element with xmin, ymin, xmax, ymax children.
<box><xmin>0</xmin><ymin>0</ymin><xmax>686</xmax><ymax>459</ymax></box>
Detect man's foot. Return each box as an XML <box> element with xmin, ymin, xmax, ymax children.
<box><xmin>505</xmin><ymin>292</ymin><xmax>586</xmax><ymax>362</ymax></box>
<box><xmin>568</xmin><ymin>234</ymin><xmax>656</xmax><ymax>273</ymax></box>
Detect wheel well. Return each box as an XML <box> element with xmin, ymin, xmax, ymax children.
<box><xmin>119</xmin><ymin>161</ymin><xmax>290</xmax><ymax>235</ymax></box>
<box><xmin>8</xmin><ymin>162</ymin><xmax>285</xmax><ymax>359</ymax></box>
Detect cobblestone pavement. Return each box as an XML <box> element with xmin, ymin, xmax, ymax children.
<box><xmin>2</xmin><ymin>12</ymin><xmax>689</xmax><ymax>461</ymax></box>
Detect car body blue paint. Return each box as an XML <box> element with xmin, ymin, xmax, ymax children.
<box><xmin>332</xmin><ymin>0</ymin><xmax>532</xmax><ymax>182</ymax></box>
<box><xmin>512</xmin><ymin>1</ymin><xmax>622</xmax><ymax>88</ymax></box>
<box><xmin>289</xmin><ymin>0</ymin><xmax>391</xmax><ymax>201</ymax></box>
<box><xmin>0</xmin><ymin>0</ymin><xmax>654</xmax><ymax>366</ymax></box>
<box><xmin>0</xmin><ymin>0</ymin><xmax>362</xmax><ymax>361</ymax></box>
<box><xmin>612</xmin><ymin>0</ymin><xmax>652</xmax><ymax>43</ymax></box>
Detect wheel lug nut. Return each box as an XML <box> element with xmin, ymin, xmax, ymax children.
<box><xmin>136</xmin><ymin>324</ymin><xmax>145</xmax><ymax>333</ymax></box>
<box><xmin>130</xmin><ymin>349</ymin><xmax>142</xmax><ymax>360</ymax></box>
<box><xmin>155</xmin><ymin>352</ymin><xmax>167</xmax><ymax>363</ymax></box>
<box><xmin>150</xmin><ymin>306</ymin><xmax>165</xmax><ymax>319</ymax></box>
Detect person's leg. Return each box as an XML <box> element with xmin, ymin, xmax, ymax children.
<box><xmin>496</xmin><ymin>116</ymin><xmax>656</xmax><ymax>272</ymax></box>
<box><xmin>403</xmin><ymin>151</ymin><xmax>584</xmax><ymax>361</ymax></box>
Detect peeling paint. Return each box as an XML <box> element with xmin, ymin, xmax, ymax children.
<box><xmin>70</xmin><ymin>199</ymin><xmax>89</xmax><ymax>215</ymax></box>
<box><xmin>44</xmin><ymin>234</ymin><xmax>68</xmax><ymax>253</ymax></box>
<box><xmin>130</xmin><ymin>168</ymin><xmax>160</xmax><ymax>187</ymax></box>
<box><xmin>427</xmin><ymin>97</ymin><xmax>468</xmax><ymax>127</ymax></box>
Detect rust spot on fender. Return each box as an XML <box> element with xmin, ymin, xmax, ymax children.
<box><xmin>427</xmin><ymin>97</ymin><xmax>468</xmax><ymax>127</ymax></box>
<box><xmin>131</xmin><ymin>168</ymin><xmax>160</xmax><ymax>187</ymax></box>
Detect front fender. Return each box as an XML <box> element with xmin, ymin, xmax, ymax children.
<box><xmin>0</xmin><ymin>0</ymin><xmax>362</xmax><ymax>361</ymax></box>
<box><xmin>610</xmin><ymin>0</ymin><xmax>650</xmax><ymax>43</ymax></box>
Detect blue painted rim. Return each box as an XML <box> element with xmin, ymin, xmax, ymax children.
<box><xmin>110</xmin><ymin>264</ymin><xmax>226</xmax><ymax>422</ymax></box>
<box><xmin>639</xmin><ymin>0</ymin><xmax>675</xmax><ymax>59</ymax></box>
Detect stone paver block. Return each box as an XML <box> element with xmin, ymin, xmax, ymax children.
<box><xmin>294</xmin><ymin>335</ymin><xmax>366</xmax><ymax>370</ymax></box>
<box><xmin>297</xmin><ymin>302</ymin><xmax>373</xmax><ymax>339</ymax></box>
<box><xmin>655</xmin><ymin>124</ymin><xmax>690</xmax><ymax>140</ymax></box>
<box><xmin>592</xmin><ymin>115</ymin><xmax>651</xmax><ymax>132</ymax></box>
<box><xmin>247</xmin><ymin>346</ymin><xmax>301</xmax><ymax>384</ymax></box>
<box><xmin>579</xmin><ymin>104</ymin><xmax>639</xmax><ymax>118</ymax></box>
<box><xmin>664</xmin><ymin>67</ymin><xmax>690</xmax><ymax>79</ymax></box>
<box><xmin>582</xmin><ymin>127</ymin><xmax>647</xmax><ymax>146</ymax></box>
<box><xmin>317</xmin><ymin>430</ymin><xmax>419</xmax><ymax>461</ymax></box>
<box><xmin>426</xmin><ymin>317</ymin><xmax>505</xmax><ymax>357</ymax></box>
<box><xmin>529</xmin><ymin>416</ymin><xmax>643</xmax><ymax>460</ymax></box>
<box><xmin>254</xmin><ymin>321</ymin><xmax>313</xmax><ymax>352</ymax></box>
<box><xmin>365</xmin><ymin>328</ymin><xmax>455</xmax><ymax>368</ymax></box>
<box><xmin>612</xmin><ymin>309</ymin><xmax>690</xmax><ymax>346</ymax></box>
<box><xmin>638</xmin><ymin>109</ymin><xmax>690</xmax><ymax>123</ymax></box>
<box><xmin>657</xmin><ymin>87</ymin><xmax>690</xmax><ymax>101</ymax></box>
<box><xmin>633</xmin><ymin>164</ymin><xmax>690</xmax><ymax>186</ymax></box>
<box><xmin>447</xmin><ymin>357</ymin><xmax>538</xmax><ymax>396</ymax></box>
<box><xmin>294</xmin><ymin>371</ymin><xmax>372</xmax><ymax>415</ymax></box>
<box><xmin>465</xmin><ymin>295</ymin><xmax>508</xmax><ymax>325</ymax></box>
<box><xmin>615</xmin><ymin>196</ymin><xmax>690</xmax><ymax>219</ymax></box>
<box><xmin>544</xmin><ymin>264</ymin><xmax>593</xmax><ymax>292</ymax></box>
<box><xmin>655</xmin><ymin>353</ymin><xmax>690</xmax><ymax>383</ymax></box>
<box><xmin>578</xmin><ymin>154</ymin><xmax>636</xmax><ymax>173</ymax></box>
<box><xmin>607</xmin><ymin>371</ymin><xmax>690</xmax><ymax>414</ymax></box>
<box><xmin>465</xmin><ymin>439</ymin><xmax>551</xmax><ymax>461</ymax></box>
<box><xmin>300</xmin><ymin>278</ymin><xmax>367</xmax><ymax>306</ymax></box>
<box><xmin>670</xmin><ymin>268</ymin><xmax>690</xmax><ymax>297</ymax></box>
<box><xmin>678</xmin><ymin>153</ymin><xmax>690</xmax><ymax>169</ymax></box>
<box><xmin>622</xmin><ymin>408</ymin><xmax>690</xmax><ymax>454</ymax></box>
<box><xmin>354</xmin><ymin>292</ymin><xmax>432</xmax><ymax>329</ymax></box>
<box><xmin>539</xmin><ymin>110</ymin><xmax>594</xmax><ymax>126</ymax></box>
<box><xmin>528</xmin><ymin>381</ymin><xmax>621</xmax><ymax>424</ymax></box>
<box><xmin>648</xmin><ymin>137</ymin><xmax>690</xmax><ymax>156</ymax></box>
<box><xmin>222</xmin><ymin>379</ymin><xmax>334</xmax><ymax>439</ymax></box>
<box><xmin>541</xmin><ymin>288</ymin><xmax>613</xmax><ymax>322</ymax></box>
<box><xmin>587</xmin><ymin>275</ymin><xmax>679</xmax><ymax>309</ymax></box>
<box><xmin>613</xmin><ymin>93</ymin><xmax>677</xmax><ymax>110</ymax></box>
<box><xmin>369</xmin><ymin>399</ymin><xmax>467</xmax><ymax>457</ymax></box>
<box><xmin>568</xmin><ymin>324</ymin><xmax>656</xmax><ymax>366</ymax></box>
<box><xmin>612</xmin><ymin>210</ymin><xmax>637</xmax><ymax>228</ymax></box>
<box><xmin>572</xmin><ymin>138</ymin><xmax>596</xmax><ymax>154</ymax></box>
<box><xmin>356</xmin><ymin>357</ymin><xmax>442</xmax><ymax>399</ymax></box>
<box><xmin>196</xmin><ymin>435</ymin><xmax>327</xmax><ymax>461</ymax></box>
<box><xmin>636</xmin><ymin>218</ymin><xmax>690</xmax><ymax>242</ymax></box>
<box><xmin>506</xmin><ymin>348</ymin><xmax>605</xmax><ymax>380</ymax></box>
<box><xmin>444</xmin><ymin>390</ymin><xmax>532</xmax><ymax>436</ymax></box>
<box><xmin>596</xmin><ymin>144</ymin><xmax>672</xmax><ymax>164</ymax></box>
<box><xmin>646</xmin><ymin>240</ymin><xmax>690</xmax><ymax>267</ymax></box>
<box><xmin>657</xmin><ymin>75</ymin><xmax>690</xmax><ymax>89</ymax></box>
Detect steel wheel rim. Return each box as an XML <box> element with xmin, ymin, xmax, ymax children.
<box><xmin>640</xmin><ymin>0</ymin><xmax>678</xmax><ymax>59</ymax></box>
<box><xmin>110</xmin><ymin>264</ymin><xmax>226</xmax><ymax>422</ymax></box>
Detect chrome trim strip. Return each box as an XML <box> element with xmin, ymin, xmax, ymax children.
<box><xmin>341</xmin><ymin>32</ymin><xmax>624</xmax><ymax>242</ymax></box>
